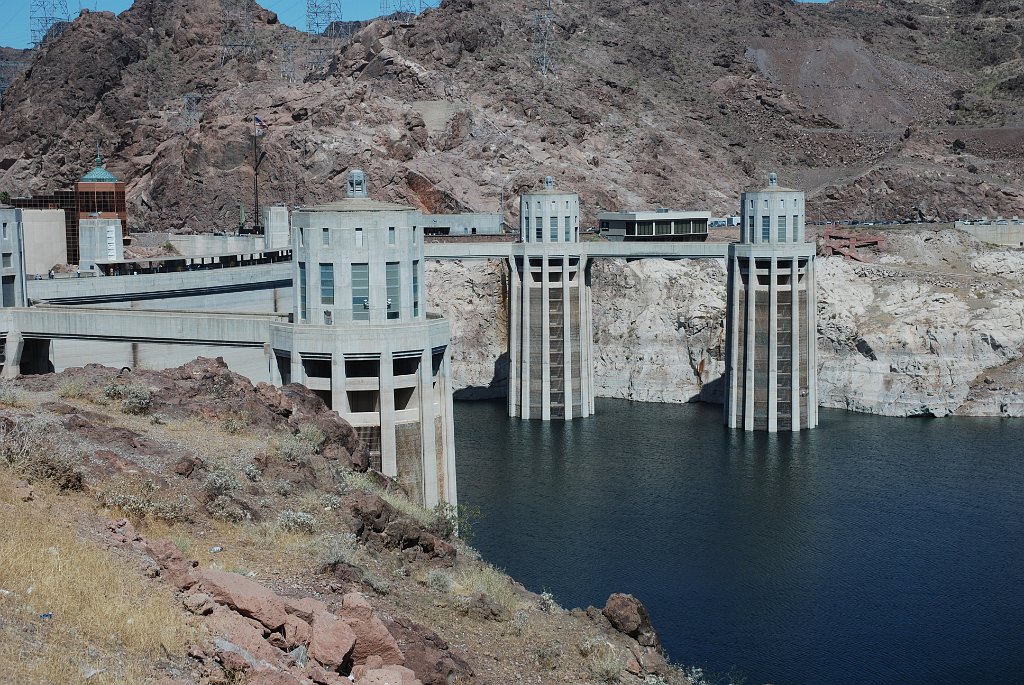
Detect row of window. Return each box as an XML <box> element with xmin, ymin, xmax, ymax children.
<box><xmin>524</xmin><ymin>215</ymin><xmax>576</xmax><ymax>242</ymax></box>
<box><xmin>301</xmin><ymin>225</ymin><xmax>413</xmax><ymax>248</ymax></box>
<box><xmin>300</xmin><ymin>261</ymin><xmax>421</xmax><ymax>322</ymax></box>
<box><xmin>750</xmin><ymin>197</ymin><xmax>802</xmax><ymax>210</ymax></box>
<box><xmin>747</xmin><ymin>215</ymin><xmax>802</xmax><ymax>242</ymax></box>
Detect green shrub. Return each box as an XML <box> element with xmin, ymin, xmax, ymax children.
<box><xmin>313</xmin><ymin>532</ymin><xmax>358</xmax><ymax>570</ymax></box>
<box><xmin>424</xmin><ymin>569</ymin><xmax>453</xmax><ymax>594</ymax></box>
<box><xmin>104</xmin><ymin>382</ymin><xmax>152</xmax><ymax>415</ymax></box>
<box><xmin>276</xmin><ymin>510</ymin><xmax>317</xmax><ymax>534</ymax></box>
<box><xmin>56</xmin><ymin>378</ymin><xmax>90</xmax><ymax>400</ymax></box>
<box><xmin>207</xmin><ymin>494</ymin><xmax>247</xmax><ymax>522</ymax></box>
<box><xmin>97</xmin><ymin>478</ymin><xmax>191</xmax><ymax>522</ymax></box>
<box><xmin>0</xmin><ymin>380</ymin><xmax>25</xmax><ymax>408</ymax></box>
<box><xmin>278</xmin><ymin>424</ymin><xmax>326</xmax><ymax>465</ymax></box>
<box><xmin>204</xmin><ymin>465</ymin><xmax>241</xmax><ymax>497</ymax></box>
<box><xmin>362</xmin><ymin>571</ymin><xmax>391</xmax><ymax>595</ymax></box>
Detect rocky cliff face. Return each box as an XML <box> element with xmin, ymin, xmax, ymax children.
<box><xmin>426</xmin><ymin>230</ymin><xmax>1024</xmax><ymax>418</ymax></box>
<box><xmin>0</xmin><ymin>0</ymin><xmax>1021</xmax><ymax>235</ymax></box>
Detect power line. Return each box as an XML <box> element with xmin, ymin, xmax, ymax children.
<box><xmin>220</xmin><ymin>0</ymin><xmax>258</xmax><ymax>66</ymax></box>
<box><xmin>533</xmin><ymin>0</ymin><xmax>553</xmax><ymax>78</ymax></box>
<box><xmin>182</xmin><ymin>92</ymin><xmax>201</xmax><ymax>130</ymax></box>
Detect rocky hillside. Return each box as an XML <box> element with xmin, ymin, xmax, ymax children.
<box><xmin>0</xmin><ymin>358</ymin><xmax>687</xmax><ymax>684</ymax></box>
<box><xmin>427</xmin><ymin>229</ymin><xmax>1024</xmax><ymax>417</ymax></box>
<box><xmin>0</xmin><ymin>0</ymin><xmax>1021</xmax><ymax>233</ymax></box>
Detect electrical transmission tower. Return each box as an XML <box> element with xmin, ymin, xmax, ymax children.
<box><xmin>182</xmin><ymin>93</ymin><xmax>201</xmax><ymax>130</ymax></box>
<box><xmin>219</xmin><ymin>0</ymin><xmax>257</xmax><ymax>66</ymax></box>
<box><xmin>306</xmin><ymin>0</ymin><xmax>344</xmax><ymax>71</ymax></box>
<box><xmin>533</xmin><ymin>0</ymin><xmax>554</xmax><ymax>78</ymax></box>
<box><xmin>380</xmin><ymin>1</ymin><xmax>435</xmax><ymax>21</ymax></box>
<box><xmin>29</xmin><ymin>0</ymin><xmax>70</xmax><ymax>47</ymax></box>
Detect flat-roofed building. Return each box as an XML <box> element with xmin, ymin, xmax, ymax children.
<box><xmin>598</xmin><ymin>209</ymin><xmax>710</xmax><ymax>242</ymax></box>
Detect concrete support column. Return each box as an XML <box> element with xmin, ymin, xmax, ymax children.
<box><xmin>441</xmin><ymin>348</ymin><xmax>458</xmax><ymax>504</ymax></box>
<box><xmin>379</xmin><ymin>350</ymin><xmax>397</xmax><ymax>478</ymax></box>
<box><xmin>540</xmin><ymin>256</ymin><xmax>551</xmax><ymax>420</ymax></box>
<box><xmin>562</xmin><ymin>252</ymin><xmax>572</xmax><ymax>419</ymax></box>
<box><xmin>790</xmin><ymin>258</ymin><xmax>801</xmax><ymax>431</ymax></box>
<box><xmin>263</xmin><ymin>343</ymin><xmax>281</xmax><ymax>385</ymax></box>
<box><xmin>807</xmin><ymin>256</ymin><xmax>819</xmax><ymax>428</ymax></box>
<box><xmin>520</xmin><ymin>260</ymin><xmax>531</xmax><ymax>419</ymax></box>
<box><xmin>418</xmin><ymin>346</ymin><xmax>439</xmax><ymax>508</ymax></box>
<box><xmin>1</xmin><ymin>329</ymin><xmax>23</xmax><ymax>380</ymax></box>
<box><xmin>743</xmin><ymin>258</ymin><xmax>756</xmax><ymax>431</ymax></box>
<box><xmin>584</xmin><ymin>258</ymin><xmax>595</xmax><ymax>416</ymax></box>
<box><xmin>331</xmin><ymin>352</ymin><xmax>346</xmax><ymax>415</ymax></box>
<box><xmin>768</xmin><ymin>256</ymin><xmax>778</xmax><ymax>432</ymax></box>
<box><xmin>725</xmin><ymin>253</ymin><xmax>740</xmax><ymax>428</ymax></box>
<box><xmin>508</xmin><ymin>258</ymin><xmax>521</xmax><ymax>418</ymax></box>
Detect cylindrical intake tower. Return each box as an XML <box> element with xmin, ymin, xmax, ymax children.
<box><xmin>724</xmin><ymin>173</ymin><xmax>818</xmax><ymax>431</ymax></box>
<box><xmin>508</xmin><ymin>178</ymin><xmax>594</xmax><ymax>420</ymax></box>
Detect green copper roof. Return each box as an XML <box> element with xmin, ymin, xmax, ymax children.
<box><xmin>81</xmin><ymin>165</ymin><xmax>119</xmax><ymax>183</ymax></box>
<box><xmin>81</xmin><ymin>152</ymin><xmax>119</xmax><ymax>183</ymax></box>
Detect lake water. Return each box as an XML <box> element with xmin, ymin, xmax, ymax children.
<box><xmin>454</xmin><ymin>398</ymin><xmax>1024</xmax><ymax>685</ymax></box>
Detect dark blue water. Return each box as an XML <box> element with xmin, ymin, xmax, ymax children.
<box><xmin>454</xmin><ymin>398</ymin><xmax>1024</xmax><ymax>685</ymax></box>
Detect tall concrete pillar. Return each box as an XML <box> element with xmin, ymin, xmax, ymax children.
<box><xmin>724</xmin><ymin>173</ymin><xmax>818</xmax><ymax>432</ymax></box>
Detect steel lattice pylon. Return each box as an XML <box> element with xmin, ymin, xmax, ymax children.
<box><xmin>305</xmin><ymin>0</ymin><xmax>343</xmax><ymax>70</ymax></box>
<box><xmin>29</xmin><ymin>0</ymin><xmax>70</xmax><ymax>48</ymax></box>
<box><xmin>219</xmin><ymin>0</ymin><xmax>258</xmax><ymax>66</ymax></box>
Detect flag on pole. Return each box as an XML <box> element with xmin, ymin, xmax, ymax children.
<box><xmin>254</xmin><ymin>115</ymin><xmax>269</xmax><ymax>136</ymax></box>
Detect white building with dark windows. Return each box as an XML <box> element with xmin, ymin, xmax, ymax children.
<box><xmin>725</xmin><ymin>173</ymin><xmax>817</xmax><ymax>432</ymax></box>
<box><xmin>278</xmin><ymin>170</ymin><xmax>457</xmax><ymax>507</ymax></box>
<box><xmin>597</xmin><ymin>209</ymin><xmax>710</xmax><ymax>242</ymax></box>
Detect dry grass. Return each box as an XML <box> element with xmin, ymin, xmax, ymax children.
<box><xmin>344</xmin><ymin>470</ymin><xmax>436</xmax><ymax>529</ymax></box>
<box><xmin>0</xmin><ymin>487</ymin><xmax>197</xmax><ymax>683</ymax></box>
<box><xmin>455</xmin><ymin>565</ymin><xmax>524</xmax><ymax>614</ymax></box>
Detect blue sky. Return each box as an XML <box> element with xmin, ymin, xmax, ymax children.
<box><xmin>1</xmin><ymin>0</ymin><xmax>436</xmax><ymax>50</ymax></box>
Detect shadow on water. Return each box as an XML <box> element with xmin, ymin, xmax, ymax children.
<box><xmin>455</xmin><ymin>398</ymin><xmax>1024</xmax><ymax>685</ymax></box>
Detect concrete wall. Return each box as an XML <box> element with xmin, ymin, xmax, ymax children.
<box><xmin>1</xmin><ymin>207</ymin><xmax>25</xmax><ymax>308</ymax></box>
<box><xmin>421</xmin><ymin>212</ymin><xmax>502</xmax><ymax>236</ymax></box>
<box><xmin>79</xmin><ymin>218</ymin><xmax>125</xmax><ymax>271</ymax></box>
<box><xmin>955</xmin><ymin>221</ymin><xmax>1024</xmax><ymax>247</ymax></box>
<box><xmin>169</xmin><ymin>234</ymin><xmax>266</xmax><ymax>256</ymax></box>
<box><xmin>22</xmin><ymin>209</ymin><xmax>67</xmax><ymax>275</ymax></box>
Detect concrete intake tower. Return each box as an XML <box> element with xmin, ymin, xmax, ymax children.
<box><xmin>508</xmin><ymin>177</ymin><xmax>595</xmax><ymax>420</ymax></box>
<box><xmin>725</xmin><ymin>173</ymin><xmax>818</xmax><ymax>432</ymax></box>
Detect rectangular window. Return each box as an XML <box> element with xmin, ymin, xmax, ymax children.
<box><xmin>780</xmin><ymin>199</ymin><xmax>785</xmax><ymax>208</ymax></box>
<box><xmin>793</xmin><ymin>215</ymin><xmax>799</xmax><ymax>241</ymax></box>
<box><xmin>761</xmin><ymin>216</ymin><xmax>771</xmax><ymax>241</ymax></box>
<box><xmin>2</xmin><ymin>253</ymin><xmax>11</xmax><ymax>268</ymax></box>
<box><xmin>388</xmin><ymin>227</ymin><xmax>396</xmax><ymax>245</ymax></box>
<box><xmin>320</xmin><ymin>263</ymin><xmax>334</xmax><ymax>304</ymax></box>
<box><xmin>535</xmin><ymin>222</ymin><xmax>542</xmax><ymax>241</ymax></box>
<box><xmin>763</xmin><ymin>199</ymin><xmax>769</xmax><ymax>210</ymax></box>
<box><xmin>298</xmin><ymin>228</ymin><xmax>304</xmax><ymax>247</ymax></box>
<box><xmin>386</xmin><ymin>262</ymin><xmax>400</xmax><ymax>320</ymax></box>
<box><xmin>352</xmin><ymin>263</ymin><xmax>369</xmax><ymax>321</ymax></box>
<box><xmin>655</xmin><ymin>221</ymin><xmax>672</xmax><ymax>235</ymax></box>
<box><xmin>524</xmin><ymin>216</ymin><xmax>530</xmax><ymax>231</ymax></box>
<box><xmin>322</xmin><ymin>227</ymin><xmax>330</xmax><ymax>246</ymax></box>
<box><xmin>355</xmin><ymin>227</ymin><xmax>363</xmax><ymax>247</ymax></box>
<box><xmin>749</xmin><ymin>200</ymin><xmax>753</xmax><ymax>210</ymax></box>
<box><xmin>1</xmin><ymin>222</ymin><xmax>6</xmax><ymax>239</ymax></box>
<box><xmin>298</xmin><ymin>262</ymin><xmax>308</xmax><ymax>321</ymax></box>
<box><xmin>778</xmin><ymin>216</ymin><xmax>787</xmax><ymax>242</ymax></box>
<box><xmin>565</xmin><ymin>216</ymin><xmax>571</xmax><ymax>242</ymax></box>
<box><xmin>412</xmin><ymin>260</ymin><xmax>420</xmax><ymax>317</ymax></box>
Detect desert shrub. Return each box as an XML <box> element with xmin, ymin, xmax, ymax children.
<box><xmin>535</xmin><ymin>644</ymin><xmax>560</xmax><ymax>669</ymax></box>
<box><xmin>511</xmin><ymin>609</ymin><xmax>529</xmax><ymax>636</ymax></box>
<box><xmin>223</xmin><ymin>415</ymin><xmax>243</xmax><ymax>434</ymax></box>
<box><xmin>362</xmin><ymin>571</ymin><xmax>391</xmax><ymax>595</ymax></box>
<box><xmin>274</xmin><ymin>479</ymin><xmax>294</xmax><ymax>496</ymax></box>
<box><xmin>242</xmin><ymin>462</ymin><xmax>262</xmax><ymax>482</ymax></box>
<box><xmin>97</xmin><ymin>478</ymin><xmax>191</xmax><ymax>522</ymax></box>
<box><xmin>0</xmin><ymin>417</ymin><xmax>82</xmax><ymax>490</ymax></box>
<box><xmin>430</xmin><ymin>501</ymin><xmax>481</xmax><ymax>542</ymax></box>
<box><xmin>56</xmin><ymin>377</ymin><xmax>90</xmax><ymax>400</ymax></box>
<box><xmin>425</xmin><ymin>569</ymin><xmax>453</xmax><ymax>594</ymax></box>
<box><xmin>276</xmin><ymin>510</ymin><xmax>317</xmax><ymax>534</ymax></box>
<box><xmin>578</xmin><ymin>635</ymin><xmax>603</xmax><ymax>658</ymax></box>
<box><xmin>313</xmin><ymin>532</ymin><xmax>358</xmax><ymax>570</ymax></box>
<box><xmin>587</xmin><ymin>644</ymin><xmax>626</xmax><ymax>684</ymax></box>
<box><xmin>278</xmin><ymin>424</ymin><xmax>326</xmax><ymax>465</ymax></box>
<box><xmin>104</xmin><ymin>382</ymin><xmax>152</xmax><ymax>415</ymax></box>
<box><xmin>456</xmin><ymin>566</ymin><xmax>521</xmax><ymax>614</ymax></box>
<box><xmin>204</xmin><ymin>464</ymin><xmax>241</xmax><ymax>497</ymax></box>
<box><xmin>538</xmin><ymin>590</ymin><xmax>558</xmax><ymax>612</ymax></box>
<box><xmin>320</xmin><ymin>493</ymin><xmax>344</xmax><ymax>510</ymax></box>
<box><xmin>206</xmin><ymin>494</ymin><xmax>247</xmax><ymax>522</ymax></box>
<box><xmin>0</xmin><ymin>380</ymin><xmax>25</xmax><ymax>408</ymax></box>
